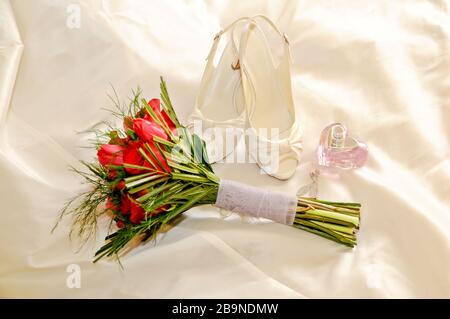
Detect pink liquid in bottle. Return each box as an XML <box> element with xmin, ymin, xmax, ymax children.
<box><xmin>316</xmin><ymin>123</ymin><xmax>368</xmax><ymax>170</ymax></box>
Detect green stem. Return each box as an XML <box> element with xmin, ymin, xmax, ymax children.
<box><xmin>295</xmin><ymin>213</ymin><xmax>355</xmax><ymax>227</ymax></box>
<box><xmin>308</xmin><ymin>220</ymin><xmax>355</xmax><ymax>235</ymax></box>
<box><xmin>300</xmin><ymin>209</ymin><xmax>359</xmax><ymax>227</ymax></box>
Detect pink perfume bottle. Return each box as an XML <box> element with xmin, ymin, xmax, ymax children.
<box><xmin>297</xmin><ymin>123</ymin><xmax>368</xmax><ymax>197</ymax></box>
<box><xmin>317</xmin><ymin>123</ymin><xmax>368</xmax><ymax>170</ymax></box>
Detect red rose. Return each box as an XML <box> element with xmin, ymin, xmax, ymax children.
<box><xmin>130</xmin><ymin>201</ymin><xmax>145</xmax><ymax>224</ymax></box>
<box><xmin>133</xmin><ymin>118</ymin><xmax>168</xmax><ymax>143</ymax></box>
<box><xmin>123</xmin><ymin>140</ymin><xmax>170</xmax><ymax>175</ymax></box>
<box><xmin>120</xmin><ymin>194</ymin><xmax>131</xmax><ymax>215</ymax></box>
<box><xmin>123</xmin><ymin>141</ymin><xmax>150</xmax><ymax>175</ymax></box>
<box><xmin>97</xmin><ymin>144</ymin><xmax>125</xmax><ymax>167</ymax></box>
<box><xmin>115</xmin><ymin>180</ymin><xmax>126</xmax><ymax>191</ymax></box>
<box><xmin>145</xmin><ymin>141</ymin><xmax>171</xmax><ymax>173</ymax></box>
<box><xmin>116</xmin><ymin>220</ymin><xmax>125</xmax><ymax>229</ymax></box>
<box><xmin>108</xmin><ymin>168</ymin><xmax>125</xmax><ymax>180</ymax></box>
<box><xmin>145</xmin><ymin>99</ymin><xmax>176</xmax><ymax>131</ymax></box>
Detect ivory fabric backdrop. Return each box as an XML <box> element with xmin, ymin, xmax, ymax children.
<box><xmin>1</xmin><ymin>0</ymin><xmax>449</xmax><ymax>298</ymax></box>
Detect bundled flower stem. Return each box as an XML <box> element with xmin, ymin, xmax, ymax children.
<box><xmin>295</xmin><ymin>198</ymin><xmax>360</xmax><ymax>247</ymax></box>
<box><xmin>56</xmin><ymin>77</ymin><xmax>361</xmax><ymax>262</ymax></box>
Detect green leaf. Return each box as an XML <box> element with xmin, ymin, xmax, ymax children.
<box><xmin>309</xmin><ymin>220</ymin><xmax>356</xmax><ymax>235</ymax></box>
<box><xmin>201</xmin><ymin>139</ymin><xmax>213</xmax><ymax>171</ymax></box>
<box><xmin>303</xmin><ymin>209</ymin><xmax>359</xmax><ymax>227</ymax></box>
<box><xmin>128</xmin><ymin>176</ymin><xmax>170</xmax><ymax>194</ymax></box>
<box><xmin>136</xmin><ymin>182</ymin><xmax>174</xmax><ymax>203</ymax></box>
<box><xmin>124</xmin><ymin>172</ymin><xmax>153</xmax><ymax>183</ymax></box>
<box><xmin>153</xmin><ymin>135</ymin><xmax>175</xmax><ymax>147</ymax></box>
<box><xmin>125</xmin><ymin>174</ymin><xmax>162</xmax><ymax>188</ymax></box>
<box><xmin>160</xmin><ymin>187</ymin><xmax>214</xmax><ymax>224</ymax></box>
<box><xmin>126</xmin><ymin>129</ymin><xmax>137</xmax><ymax>140</ymax></box>
<box><xmin>137</xmin><ymin>146</ymin><xmax>158</xmax><ymax>171</ymax></box>
<box><xmin>141</xmin><ymin>183</ymin><xmax>185</xmax><ymax>211</ymax></box>
<box><xmin>294</xmin><ymin>219</ymin><xmax>356</xmax><ymax>246</ymax></box>
<box><xmin>171</xmin><ymin>172</ymin><xmax>210</xmax><ymax>183</ymax></box>
<box><xmin>159</xmin><ymin>76</ymin><xmax>181</xmax><ymax>127</ymax></box>
<box><xmin>143</xmin><ymin>143</ymin><xmax>168</xmax><ymax>173</ymax></box>
<box><xmin>167</xmin><ymin>161</ymin><xmax>199</xmax><ymax>174</ymax></box>
<box><xmin>123</xmin><ymin>163</ymin><xmax>153</xmax><ymax>172</ymax></box>
<box><xmin>295</xmin><ymin>213</ymin><xmax>355</xmax><ymax>228</ymax></box>
<box><xmin>293</xmin><ymin>223</ymin><xmax>354</xmax><ymax>248</ymax></box>
<box><xmin>192</xmin><ymin>133</ymin><xmax>204</xmax><ymax>164</ymax></box>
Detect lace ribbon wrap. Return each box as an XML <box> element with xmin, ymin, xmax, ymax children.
<box><xmin>215</xmin><ymin>179</ymin><xmax>297</xmax><ymax>225</ymax></box>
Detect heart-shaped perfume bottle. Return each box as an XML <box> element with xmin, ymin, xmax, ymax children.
<box><xmin>297</xmin><ymin>123</ymin><xmax>368</xmax><ymax>197</ymax></box>
<box><xmin>317</xmin><ymin>123</ymin><xmax>368</xmax><ymax>170</ymax></box>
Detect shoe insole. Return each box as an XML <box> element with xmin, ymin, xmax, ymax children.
<box><xmin>199</xmin><ymin>32</ymin><xmax>244</xmax><ymax>122</ymax></box>
<box><xmin>242</xmin><ymin>23</ymin><xmax>295</xmax><ymax>136</ymax></box>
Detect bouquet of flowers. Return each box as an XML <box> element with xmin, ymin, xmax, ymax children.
<box><xmin>56</xmin><ymin>78</ymin><xmax>361</xmax><ymax>262</ymax></box>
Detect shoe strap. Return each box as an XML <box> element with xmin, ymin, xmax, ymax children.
<box><xmin>205</xmin><ymin>17</ymin><xmax>250</xmax><ymax>61</ymax></box>
<box><xmin>238</xmin><ymin>16</ymin><xmax>293</xmax><ymax>77</ymax></box>
<box><xmin>249</xmin><ymin>15</ymin><xmax>292</xmax><ymax>61</ymax></box>
<box><xmin>251</xmin><ymin>15</ymin><xmax>288</xmax><ymax>42</ymax></box>
<box><xmin>238</xmin><ymin>16</ymin><xmax>296</xmax><ymax>129</ymax></box>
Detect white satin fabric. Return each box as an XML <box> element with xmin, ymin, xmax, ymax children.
<box><xmin>0</xmin><ymin>0</ymin><xmax>449</xmax><ymax>298</ymax></box>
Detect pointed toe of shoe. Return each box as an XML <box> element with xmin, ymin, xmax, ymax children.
<box><xmin>258</xmin><ymin>155</ymin><xmax>299</xmax><ymax>180</ymax></box>
<box><xmin>272</xmin><ymin>157</ymin><xmax>299</xmax><ymax>180</ymax></box>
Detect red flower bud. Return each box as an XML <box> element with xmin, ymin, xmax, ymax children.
<box><xmin>97</xmin><ymin>144</ymin><xmax>125</xmax><ymax>167</ymax></box>
<box><xmin>107</xmin><ymin>170</ymin><xmax>118</xmax><ymax>180</ymax></box>
<box><xmin>106</xmin><ymin>197</ymin><xmax>118</xmax><ymax>211</ymax></box>
<box><xmin>146</xmin><ymin>99</ymin><xmax>176</xmax><ymax>131</ymax></box>
<box><xmin>123</xmin><ymin>141</ymin><xmax>149</xmax><ymax>175</ymax></box>
<box><xmin>116</xmin><ymin>220</ymin><xmax>125</xmax><ymax>229</ymax></box>
<box><xmin>115</xmin><ymin>180</ymin><xmax>126</xmax><ymax>191</ymax></box>
<box><xmin>123</xmin><ymin>140</ymin><xmax>171</xmax><ymax>175</ymax></box>
<box><xmin>133</xmin><ymin>118</ymin><xmax>168</xmax><ymax>143</ymax></box>
<box><xmin>130</xmin><ymin>201</ymin><xmax>145</xmax><ymax>224</ymax></box>
<box><xmin>120</xmin><ymin>194</ymin><xmax>131</xmax><ymax>215</ymax></box>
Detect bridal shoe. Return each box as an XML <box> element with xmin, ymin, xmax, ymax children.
<box><xmin>188</xmin><ymin>17</ymin><xmax>250</xmax><ymax>163</ymax></box>
<box><xmin>239</xmin><ymin>16</ymin><xmax>302</xmax><ymax>180</ymax></box>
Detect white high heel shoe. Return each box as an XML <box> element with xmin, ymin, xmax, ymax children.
<box><xmin>188</xmin><ymin>18</ymin><xmax>250</xmax><ymax>163</ymax></box>
<box><xmin>239</xmin><ymin>16</ymin><xmax>302</xmax><ymax>180</ymax></box>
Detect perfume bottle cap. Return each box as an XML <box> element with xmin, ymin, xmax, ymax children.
<box><xmin>329</xmin><ymin>124</ymin><xmax>346</xmax><ymax>148</ymax></box>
